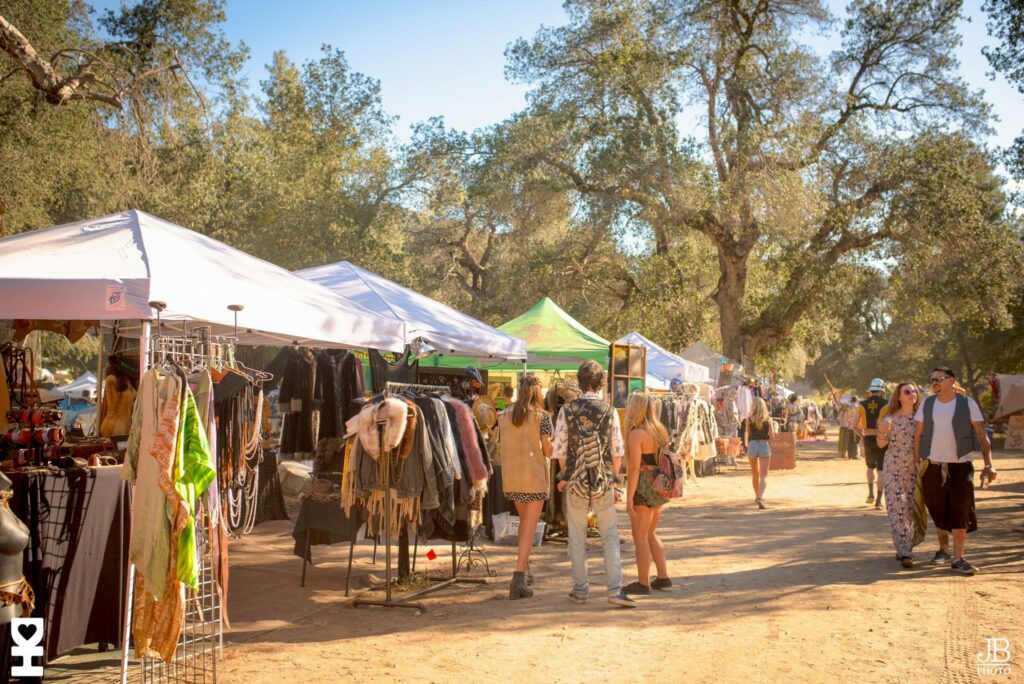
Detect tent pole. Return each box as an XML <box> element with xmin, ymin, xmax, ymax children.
<box><xmin>120</xmin><ymin>319</ymin><xmax>149</xmax><ymax>684</ymax></box>
<box><xmin>94</xmin><ymin>325</ymin><xmax>104</xmax><ymax>436</ymax></box>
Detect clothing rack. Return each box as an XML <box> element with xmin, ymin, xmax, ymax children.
<box><xmin>120</xmin><ymin>322</ymin><xmax>224</xmax><ymax>684</ymax></box>
<box><xmin>351</xmin><ymin>382</ymin><xmax>489</xmax><ymax>612</ymax></box>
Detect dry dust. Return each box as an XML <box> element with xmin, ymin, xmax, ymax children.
<box><xmin>221</xmin><ymin>432</ymin><xmax>1024</xmax><ymax>683</ymax></box>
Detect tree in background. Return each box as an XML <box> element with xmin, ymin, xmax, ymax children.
<box><xmin>2</xmin><ymin>0</ymin><xmax>1019</xmax><ymax>385</ymax></box>
<box><xmin>0</xmin><ymin>0</ymin><xmax>245</xmax><ymax>233</ymax></box>
<box><xmin>983</xmin><ymin>0</ymin><xmax>1024</xmax><ymax>179</ymax></box>
<box><xmin>807</xmin><ymin>137</ymin><xmax>1024</xmax><ymax>397</ymax></box>
<box><xmin>506</xmin><ymin>0</ymin><xmax>987</xmax><ymax>361</ymax></box>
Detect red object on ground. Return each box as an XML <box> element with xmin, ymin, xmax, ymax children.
<box><xmin>426</xmin><ymin>549</ymin><xmax>437</xmax><ymax>561</ymax></box>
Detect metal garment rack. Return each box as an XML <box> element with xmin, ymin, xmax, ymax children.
<box><xmin>352</xmin><ymin>382</ymin><xmax>489</xmax><ymax>612</ymax></box>
<box><xmin>119</xmin><ymin>309</ymin><xmax>225</xmax><ymax>684</ymax></box>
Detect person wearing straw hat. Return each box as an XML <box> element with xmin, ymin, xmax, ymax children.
<box><xmin>859</xmin><ymin>378</ymin><xmax>889</xmax><ymax>508</ymax></box>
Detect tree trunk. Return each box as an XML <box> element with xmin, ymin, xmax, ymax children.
<box><xmin>953</xmin><ymin>327</ymin><xmax>982</xmax><ymax>407</ymax></box>
<box><xmin>713</xmin><ymin>248</ymin><xmax>747</xmax><ymax>361</ymax></box>
<box><xmin>935</xmin><ymin>304</ymin><xmax>981</xmax><ymax>406</ymax></box>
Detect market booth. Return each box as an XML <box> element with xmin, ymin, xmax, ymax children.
<box><xmin>421</xmin><ymin>295</ymin><xmax>612</xmax><ymax>395</ymax></box>
<box><xmin>616</xmin><ymin>331</ymin><xmax>710</xmax><ymax>389</ymax></box>
<box><xmin>290</xmin><ymin>262</ymin><xmax>528</xmax><ymax>581</ymax></box>
<box><xmin>0</xmin><ymin>210</ymin><xmax>407</xmax><ymax>679</ymax></box>
<box><xmin>994</xmin><ymin>374</ymin><xmax>1024</xmax><ymax>450</ymax></box>
<box><xmin>296</xmin><ymin>261</ymin><xmax>526</xmax><ymax>362</ymax></box>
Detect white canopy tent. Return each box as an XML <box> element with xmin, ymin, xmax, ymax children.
<box><xmin>995</xmin><ymin>374</ymin><xmax>1024</xmax><ymax>419</ymax></box>
<box><xmin>616</xmin><ymin>332</ymin><xmax>710</xmax><ymax>388</ymax></box>
<box><xmin>681</xmin><ymin>341</ymin><xmax>729</xmax><ymax>385</ymax></box>
<box><xmin>296</xmin><ymin>260</ymin><xmax>527</xmax><ymax>360</ymax></box>
<box><xmin>0</xmin><ymin>211</ymin><xmax>405</xmax><ymax>350</ymax></box>
<box><xmin>57</xmin><ymin>371</ymin><xmax>98</xmax><ymax>398</ymax></box>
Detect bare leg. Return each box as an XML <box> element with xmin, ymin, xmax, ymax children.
<box><xmin>759</xmin><ymin>456</ymin><xmax>771</xmax><ymax>499</ymax></box>
<box><xmin>630</xmin><ymin>505</ymin><xmax>655</xmax><ymax>586</ymax></box>
<box><xmin>647</xmin><ymin>506</ymin><xmax>668</xmax><ymax>580</ymax></box>
<box><xmin>937</xmin><ymin>529</ymin><xmax>950</xmax><ymax>552</ymax></box>
<box><xmin>748</xmin><ymin>457</ymin><xmax>761</xmax><ymax>499</ymax></box>
<box><xmin>952</xmin><ymin>528</ymin><xmax>967</xmax><ymax>559</ymax></box>
<box><xmin>514</xmin><ymin>500</ymin><xmax>544</xmax><ymax>572</ymax></box>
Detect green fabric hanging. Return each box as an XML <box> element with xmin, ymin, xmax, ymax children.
<box><xmin>173</xmin><ymin>385</ymin><xmax>217</xmax><ymax>588</ymax></box>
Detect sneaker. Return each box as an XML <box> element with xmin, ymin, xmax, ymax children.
<box><xmin>865</xmin><ymin>493</ymin><xmax>874</xmax><ymax>504</ymax></box>
<box><xmin>899</xmin><ymin>556</ymin><xmax>914</xmax><ymax>568</ymax></box>
<box><xmin>607</xmin><ymin>592</ymin><xmax>637</xmax><ymax>608</ymax></box>
<box><xmin>756</xmin><ymin>499</ymin><xmax>766</xmax><ymax>510</ymax></box>
<box><xmin>874</xmin><ymin>502</ymin><xmax>883</xmax><ymax>510</ymax></box>
<box><xmin>567</xmin><ymin>590</ymin><xmax>587</xmax><ymax>604</ymax></box>
<box><xmin>930</xmin><ymin>550</ymin><xmax>952</xmax><ymax>565</ymax></box>
<box><xmin>951</xmin><ymin>558</ymin><xmax>979</xmax><ymax>575</ymax></box>
<box><xmin>651</xmin><ymin>577</ymin><xmax>673</xmax><ymax>591</ymax></box>
<box><xmin>623</xmin><ymin>581</ymin><xmax>651</xmax><ymax>596</ymax></box>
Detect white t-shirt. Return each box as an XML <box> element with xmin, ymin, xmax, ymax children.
<box><xmin>914</xmin><ymin>395</ymin><xmax>983</xmax><ymax>463</ymax></box>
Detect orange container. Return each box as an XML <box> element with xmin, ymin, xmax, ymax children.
<box><xmin>769</xmin><ymin>431</ymin><xmax>796</xmax><ymax>469</ymax></box>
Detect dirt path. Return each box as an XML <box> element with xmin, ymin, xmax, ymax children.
<box><xmin>222</xmin><ymin>432</ymin><xmax>1024</xmax><ymax>683</ymax></box>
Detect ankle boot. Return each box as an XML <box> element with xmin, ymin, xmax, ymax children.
<box><xmin>509</xmin><ymin>571</ymin><xmax>533</xmax><ymax>600</ymax></box>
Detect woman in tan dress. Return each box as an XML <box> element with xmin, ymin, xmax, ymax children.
<box><xmin>496</xmin><ymin>375</ymin><xmax>552</xmax><ymax>599</ymax></box>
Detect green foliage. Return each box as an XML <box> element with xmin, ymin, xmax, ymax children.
<box><xmin>38</xmin><ymin>332</ymin><xmax>100</xmax><ymax>376</ymax></box>
<box><xmin>983</xmin><ymin>0</ymin><xmax>1024</xmax><ymax>178</ymax></box>
<box><xmin>1</xmin><ymin>1</ymin><xmax>1019</xmax><ymax>392</ymax></box>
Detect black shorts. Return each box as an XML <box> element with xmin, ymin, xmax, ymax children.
<box><xmin>864</xmin><ymin>439</ymin><xmax>886</xmax><ymax>469</ymax></box>
<box><xmin>921</xmin><ymin>461</ymin><xmax>977</xmax><ymax>533</ymax></box>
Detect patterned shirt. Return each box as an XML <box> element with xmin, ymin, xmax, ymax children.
<box><xmin>539</xmin><ymin>412</ymin><xmax>553</xmax><ymax>436</ymax></box>
<box><xmin>551</xmin><ymin>391</ymin><xmax>624</xmax><ymax>464</ymax></box>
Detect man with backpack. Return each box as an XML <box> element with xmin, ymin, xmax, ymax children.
<box><xmin>552</xmin><ymin>360</ymin><xmax>636</xmax><ymax>608</ymax></box>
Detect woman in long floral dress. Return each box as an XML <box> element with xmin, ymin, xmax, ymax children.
<box><xmin>876</xmin><ymin>382</ymin><xmax>921</xmax><ymax>567</ymax></box>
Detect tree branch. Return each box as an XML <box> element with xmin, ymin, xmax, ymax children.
<box><xmin>0</xmin><ymin>13</ymin><xmax>122</xmax><ymax>107</ymax></box>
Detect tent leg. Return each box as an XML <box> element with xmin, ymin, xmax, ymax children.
<box><xmin>95</xmin><ymin>327</ymin><xmax>105</xmax><ymax>436</ymax></box>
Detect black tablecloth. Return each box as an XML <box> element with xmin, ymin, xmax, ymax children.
<box><xmin>0</xmin><ymin>466</ymin><xmax>130</xmax><ymax>668</ymax></box>
<box><xmin>292</xmin><ymin>498</ymin><xmax>364</xmax><ymax>560</ymax></box>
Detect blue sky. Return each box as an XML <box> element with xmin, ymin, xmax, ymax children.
<box><xmin>220</xmin><ymin>0</ymin><xmax>567</xmax><ymax>135</ymax></box>
<box><xmin>91</xmin><ymin>1</ymin><xmax>1021</xmax><ymax>155</ymax></box>
<box><xmin>207</xmin><ymin>0</ymin><xmax>1022</xmax><ymax>155</ymax></box>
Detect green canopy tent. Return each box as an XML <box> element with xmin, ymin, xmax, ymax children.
<box><xmin>423</xmin><ymin>296</ymin><xmax>610</xmax><ymax>371</ymax></box>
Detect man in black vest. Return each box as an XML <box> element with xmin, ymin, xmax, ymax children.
<box><xmin>913</xmin><ymin>366</ymin><xmax>995</xmax><ymax>575</ymax></box>
<box><xmin>859</xmin><ymin>378</ymin><xmax>889</xmax><ymax>508</ymax></box>
<box><xmin>552</xmin><ymin>360</ymin><xmax>636</xmax><ymax>608</ymax></box>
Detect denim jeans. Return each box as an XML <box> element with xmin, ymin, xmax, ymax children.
<box><xmin>565</xmin><ymin>489</ymin><xmax>622</xmax><ymax>596</ymax></box>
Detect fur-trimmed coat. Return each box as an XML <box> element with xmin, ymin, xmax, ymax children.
<box><xmin>347</xmin><ymin>397</ymin><xmax>409</xmax><ymax>459</ymax></box>
<box><xmin>443</xmin><ymin>398</ymin><xmax>489</xmax><ymax>485</ymax></box>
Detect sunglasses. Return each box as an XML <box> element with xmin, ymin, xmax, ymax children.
<box><xmin>930</xmin><ymin>376</ymin><xmax>951</xmax><ymax>384</ymax></box>
<box><xmin>901</xmin><ymin>387</ymin><xmax>919</xmax><ymax>395</ymax></box>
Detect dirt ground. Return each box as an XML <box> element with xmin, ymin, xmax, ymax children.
<box><xmin>217</xmin><ymin>430</ymin><xmax>1024</xmax><ymax>684</ymax></box>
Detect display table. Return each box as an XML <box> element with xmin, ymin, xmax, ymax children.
<box><xmin>0</xmin><ymin>466</ymin><xmax>130</xmax><ymax>664</ymax></box>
